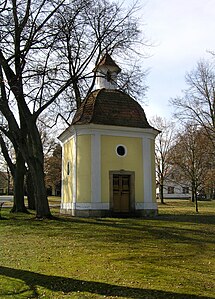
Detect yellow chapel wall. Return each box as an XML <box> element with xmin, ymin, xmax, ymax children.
<box><xmin>76</xmin><ymin>135</ymin><xmax>91</xmax><ymax>203</ymax></box>
<box><xmin>101</xmin><ymin>135</ymin><xmax>144</xmax><ymax>203</ymax></box>
<box><xmin>62</xmin><ymin>138</ymin><xmax>74</xmax><ymax>204</ymax></box>
<box><xmin>62</xmin><ymin>132</ymin><xmax>157</xmax><ymax>209</ymax></box>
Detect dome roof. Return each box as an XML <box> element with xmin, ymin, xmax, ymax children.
<box><xmin>72</xmin><ymin>89</ymin><xmax>153</xmax><ymax>129</ymax></box>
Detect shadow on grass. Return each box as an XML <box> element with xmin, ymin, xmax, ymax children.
<box><xmin>53</xmin><ymin>215</ymin><xmax>215</xmax><ymax>245</ymax></box>
<box><xmin>53</xmin><ymin>213</ymin><xmax>215</xmax><ymax>228</ymax></box>
<box><xmin>155</xmin><ymin>213</ymin><xmax>215</xmax><ymax>224</ymax></box>
<box><xmin>0</xmin><ymin>266</ymin><xmax>212</xmax><ymax>299</ymax></box>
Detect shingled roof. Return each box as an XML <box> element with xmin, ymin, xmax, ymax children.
<box><xmin>72</xmin><ymin>89</ymin><xmax>153</xmax><ymax>129</ymax></box>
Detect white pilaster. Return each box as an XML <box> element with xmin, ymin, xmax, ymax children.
<box><xmin>142</xmin><ymin>137</ymin><xmax>153</xmax><ymax>207</ymax></box>
<box><xmin>91</xmin><ymin>133</ymin><xmax>101</xmax><ymax>203</ymax></box>
<box><xmin>72</xmin><ymin>130</ymin><xmax>77</xmax><ymax>207</ymax></box>
<box><xmin>60</xmin><ymin>145</ymin><xmax>65</xmax><ymax>209</ymax></box>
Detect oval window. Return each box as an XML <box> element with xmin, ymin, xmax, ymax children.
<box><xmin>116</xmin><ymin>145</ymin><xmax>127</xmax><ymax>157</ymax></box>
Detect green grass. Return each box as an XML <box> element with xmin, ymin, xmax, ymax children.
<box><xmin>0</xmin><ymin>200</ymin><xmax>214</xmax><ymax>299</ymax></box>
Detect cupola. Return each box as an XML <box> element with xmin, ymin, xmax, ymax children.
<box><xmin>94</xmin><ymin>53</ymin><xmax>121</xmax><ymax>90</ymax></box>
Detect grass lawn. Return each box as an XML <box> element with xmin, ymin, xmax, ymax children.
<box><xmin>0</xmin><ymin>200</ymin><xmax>214</xmax><ymax>299</ymax></box>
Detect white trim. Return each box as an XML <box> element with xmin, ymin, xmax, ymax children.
<box><xmin>74</xmin><ymin>124</ymin><xmax>159</xmax><ymax>139</ymax></box>
<box><xmin>72</xmin><ymin>129</ymin><xmax>77</xmax><ymax>205</ymax></box>
<box><xmin>76</xmin><ymin>203</ymin><xmax>109</xmax><ymax>209</ymax></box>
<box><xmin>61</xmin><ymin>145</ymin><xmax>65</xmax><ymax>203</ymax></box>
<box><xmin>142</xmin><ymin>137</ymin><xmax>153</xmax><ymax>204</ymax></box>
<box><xmin>61</xmin><ymin>202</ymin><xmax>109</xmax><ymax>210</ymax></box>
<box><xmin>58</xmin><ymin>123</ymin><xmax>159</xmax><ymax>144</ymax></box>
<box><xmin>58</xmin><ymin>126</ymin><xmax>76</xmax><ymax>143</ymax></box>
<box><xmin>61</xmin><ymin>202</ymin><xmax>73</xmax><ymax>210</ymax></box>
<box><xmin>135</xmin><ymin>202</ymin><xmax>157</xmax><ymax>210</ymax></box>
<box><xmin>76</xmin><ymin>128</ymin><xmax>156</xmax><ymax>139</ymax></box>
<box><xmin>61</xmin><ymin>202</ymin><xmax>157</xmax><ymax>212</ymax></box>
<box><xmin>91</xmin><ymin>133</ymin><xmax>101</xmax><ymax>203</ymax></box>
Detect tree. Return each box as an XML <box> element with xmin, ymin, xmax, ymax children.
<box><xmin>0</xmin><ymin>145</ymin><xmax>11</xmax><ymax>195</ymax></box>
<box><xmin>169</xmin><ymin>125</ymin><xmax>211</xmax><ymax>212</ymax></box>
<box><xmin>203</xmin><ymin>167</ymin><xmax>215</xmax><ymax>199</ymax></box>
<box><xmin>0</xmin><ymin>0</ymin><xmax>147</xmax><ymax>218</ymax></box>
<box><xmin>0</xmin><ymin>134</ymin><xmax>28</xmax><ymax>212</ymax></box>
<box><xmin>46</xmin><ymin>0</ymin><xmax>148</xmax><ymax>124</ymax></box>
<box><xmin>171</xmin><ymin>59</ymin><xmax>215</xmax><ymax>149</ymax></box>
<box><xmin>201</xmin><ymin>135</ymin><xmax>215</xmax><ymax>199</ymax></box>
<box><xmin>44</xmin><ymin>144</ymin><xmax>62</xmax><ymax>196</ymax></box>
<box><xmin>0</xmin><ymin>59</ymin><xmax>30</xmax><ymax>212</ymax></box>
<box><xmin>151</xmin><ymin>116</ymin><xmax>175</xmax><ymax>204</ymax></box>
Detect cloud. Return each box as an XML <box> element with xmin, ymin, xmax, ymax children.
<box><xmin>140</xmin><ymin>0</ymin><xmax>215</xmax><ymax>119</ymax></box>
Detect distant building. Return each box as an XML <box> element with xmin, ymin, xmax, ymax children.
<box><xmin>59</xmin><ymin>54</ymin><xmax>159</xmax><ymax>217</ymax></box>
<box><xmin>157</xmin><ymin>182</ymin><xmax>191</xmax><ymax>199</ymax></box>
<box><xmin>156</xmin><ymin>168</ymin><xmax>191</xmax><ymax>200</ymax></box>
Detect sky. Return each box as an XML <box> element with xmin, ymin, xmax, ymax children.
<box><xmin>132</xmin><ymin>0</ymin><xmax>215</xmax><ymax>121</ymax></box>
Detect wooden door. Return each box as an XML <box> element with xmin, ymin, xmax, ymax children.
<box><xmin>113</xmin><ymin>175</ymin><xmax>130</xmax><ymax>213</ymax></box>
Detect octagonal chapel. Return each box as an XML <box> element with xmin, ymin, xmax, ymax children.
<box><xmin>58</xmin><ymin>54</ymin><xmax>159</xmax><ymax>217</ymax></box>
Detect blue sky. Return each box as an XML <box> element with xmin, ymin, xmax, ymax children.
<box><xmin>132</xmin><ymin>0</ymin><xmax>215</xmax><ymax>120</ymax></box>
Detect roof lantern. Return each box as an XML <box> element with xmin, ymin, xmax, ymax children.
<box><xmin>94</xmin><ymin>53</ymin><xmax>121</xmax><ymax>90</ymax></box>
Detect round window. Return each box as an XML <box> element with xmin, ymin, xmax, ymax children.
<box><xmin>116</xmin><ymin>145</ymin><xmax>127</xmax><ymax>157</ymax></box>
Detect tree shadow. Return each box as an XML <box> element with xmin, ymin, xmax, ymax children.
<box><xmin>16</xmin><ymin>214</ymin><xmax>212</xmax><ymax>247</ymax></box>
<box><xmin>56</xmin><ymin>205</ymin><xmax>215</xmax><ymax>225</ymax></box>
<box><xmin>155</xmin><ymin>213</ymin><xmax>215</xmax><ymax>225</ymax></box>
<box><xmin>0</xmin><ymin>266</ymin><xmax>212</xmax><ymax>299</ymax></box>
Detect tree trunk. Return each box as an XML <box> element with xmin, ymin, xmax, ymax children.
<box><xmin>0</xmin><ymin>135</ymin><xmax>27</xmax><ymax>213</ymax></box>
<box><xmin>25</xmin><ymin>125</ymin><xmax>51</xmax><ymax>218</ymax></box>
<box><xmin>26</xmin><ymin>170</ymin><xmax>36</xmax><ymax>210</ymax></box>
<box><xmin>191</xmin><ymin>183</ymin><xmax>195</xmax><ymax>202</ymax></box>
<box><xmin>11</xmin><ymin>151</ymin><xmax>28</xmax><ymax>213</ymax></box>
<box><xmin>0</xmin><ymin>57</ymin><xmax>50</xmax><ymax>218</ymax></box>
<box><xmin>160</xmin><ymin>176</ymin><xmax>165</xmax><ymax>204</ymax></box>
<box><xmin>6</xmin><ymin>169</ymin><xmax>11</xmax><ymax>195</ymax></box>
<box><xmin>28</xmin><ymin>159</ymin><xmax>50</xmax><ymax>218</ymax></box>
<box><xmin>194</xmin><ymin>191</ymin><xmax>199</xmax><ymax>213</ymax></box>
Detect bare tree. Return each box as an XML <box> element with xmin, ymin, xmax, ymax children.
<box><xmin>151</xmin><ymin>116</ymin><xmax>175</xmax><ymax>204</ymax></box>
<box><xmin>203</xmin><ymin>166</ymin><xmax>215</xmax><ymax>200</ymax></box>
<box><xmin>0</xmin><ymin>137</ymin><xmax>12</xmax><ymax>195</ymax></box>
<box><xmin>0</xmin><ymin>0</ymin><xmax>147</xmax><ymax>218</ymax></box>
<box><xmin>44</xmin><ymin>144</ymin><xmax>62</xmax><ymax>196</ymax></box>
<box><xmin>0</xmin><ymin>134</ymin><xmax>28</xmax><ymax>212</ymax></box>
<box><xmin>171</xmin><ymin>59</ymin><xmax>215</xmax><ymax>149</ymax></box>
<box><xmin>169</xmin><ymin>125</ymin><xmax>211</xmax><ymax>212</ymax></box>
<box><xmin>47</xmin><ymin>0</ymin><xmax>148</xmax><ymax>123</ymax></box>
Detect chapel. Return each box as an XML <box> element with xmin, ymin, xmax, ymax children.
<box><xmin>58</xmin><ymin>54</ymin><xmax>159</xmax><ymax>217</ymax></box>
